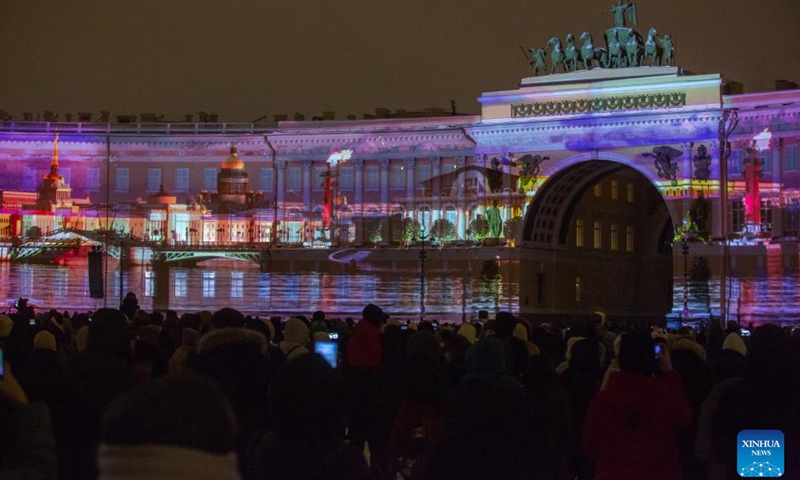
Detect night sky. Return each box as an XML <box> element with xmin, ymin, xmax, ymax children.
<box><xmin>1</xmin><ymin>0</ymin><xmax>798</xmax><ymax>122</ymax></box>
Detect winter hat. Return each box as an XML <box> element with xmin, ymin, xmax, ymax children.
<box><xmin>565</xmin><ymin>336</ymin><xmax>586</xmax><ymax>360</ymax></box>
<box><xmin>284</xmin><ymin>318</ymin><xmax>309</xmax><ymax>345</ymax></box>
<box><xmin>385</xmin><ymin>318</ymin><xmax>401</xmax><ymax>328</ymax></box>
<box><xmin>76</xmin><ymin>325</ymin><xmax>90</xmax><ymax>353</ymax></box>
<box><xmin>259</xmin><ymin>318</ymin><xmax>276</xmax><ymax>343</ymax></box>
<box><xmin>182</xmin><ymin>328</ymin><xmax>199</xmax><ymax>349</ymax></box>
<box><xmin>674</xmin><ymin>338</ymin><xmax>707</xmax><ymax>362</ymax></box>
<box><xmin>362</xmin><ymin>303</ymin><xmax>385</xmax><ymax>327</ymax></box>
<box><xmin>312</xmin><ymin>331</ymin><xmax>330</xmax><ymax>344</ymax></box>
<box><xmin>722</xmin><ymin>332</ymin><xmax>747</xmax><ymax>357</ymax></box>
<box><xmin>0</xmin><ymin>314</ymin><xmax>13</xmax><ymax>338</ymax></box>
<box><xmin>457</xmin><ymin>323</ymin><xmax>477</xmax><ymax>344</ymax></box>
<box><xmin>33</xmin><ymin>330</ymin><xmax>57</xmax><ymax>351</ymax></box>
<box><xmin>513</xmin><ymin>323</ymin><xmax>529</xmax><ymax>342</ymax></box>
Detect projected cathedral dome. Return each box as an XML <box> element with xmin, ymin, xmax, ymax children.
<box><xmin>217</xmin><ymin>145</ymin><xmax>249</xmax><ymax>200</ymax></box>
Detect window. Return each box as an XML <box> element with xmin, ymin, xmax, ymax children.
<box><xmin>314</xmin><ymin>167</ymin><xmax>327</xmax><ymax>190</ymax></box>
<box><xmin>310</xmin><ymin>274</ymin><xmax>322</xmax><ymax>301</ymax></box>
<box><xmin>339</xmin><ymin>166</ymin><xmax>354</xmax><ymax>189</ymax></box>
<box><xmin>390</xmin><ymin>165</ymin><xmax>404</xmax><ymax>188</ymax></box>
<box><xmin>60</xmin><ymin>167</ymin><xmax>71</xmax><ymax>186</ymax></box>
<box><xmin>787</xmin><ymin>145</ymin><xmax>799</xmax><ymax>170</ymax></box>
<box><xmin>761</xmin><ymin>200</ymin><xmax>773</xmax><ymax>232</ymax></box>
<box><xmin>626</xmin><ymin>226</ymin><xmax>634</xmax><ymax>252</ymax></box>
<box><xmin>730</xmin><ymin>149</ymin><xmax>743</xmax><ymax>174</ymax></box>
<box><xmin>575</xmin><ymin>219</ymin><xmax>585</xmax><ymax>247</ymax></box>
<box><xmin>445</xmin><ymin>206</ymin><xmax>457</xmax><ymax>226</ymax></box>
<box><xmin>116</xmin><ymin>168</ymin><xmax>129</xmax><ymax>192</ymax></box>
<box><xmin>418</xmin><ymin>164</ymin><xmax>431</xmax><ymax>183</ymax></box>
<box><xmin>174</xmin><ymin>271</ymin><xmax>188</xmax><ymax>297</ymax></box>
<box><xmin>260</xmin><ymin>168</ymin><xmax>274</xmax><ymax>192</ymax></box>
<box><xmin>593</xmin><ymin>221</ymin><xmax>602</xmax><ymax>249</ymax></box>
<box><xmin>441</xmin><ymin>278</ymin><xmax>453</xmax><ymax>300</ymax></box>
<box><xmin>593</xmin><ymin>183</ymin><xmax>602</xmax><ymax>197</ymax></box>
<box><xmin>575</xmin><ymin>276</ymin><xmax>582</xmax><ymax>303</ymax></box>
<box><xmin>336</xmin><ymin>276</ymin><xmax>350</xmax><ymax>299</ymax></box>
<box><xmin>626</xmin><ymin>183</ymin><xmax>634</xmax><ymax>203</ymax></box>
<box><xmin>54</xmin><ymin>269</ymin><xmax>68</xmax><ymax>297</ymax></box>
<box><xmin>365</xmin><ymin>166</ymin><xmax>379</xmax><ymax>190</ymax></box>
<box><xmin>146</xmin><ymin>168</ymin><xmax>162</xmax><ymax>192</ymax></box>
<box><xmin>203</xmin><ymin>168</ymin><xmax>217</xmax><ymax>190</ymax></box>
<box><xmin>202</xmin><ymin>271</ymin><xmax>216</xmax><ymax>297</ymax></box>
<box><xmin>22</xmin><ymin>167</ymin><xmax>37</xmax><ymax>190</ymax></box>
<box><xmin>230</xmin><ymin>272</ymin><xmax>244</xmax><ymax>298</ymax></box>
<box><xmin>537</xmin><ymin>272</ymin><xmax>546</xmax><ymax>307</ymax></box>
<box><xmin>86</xmin><ymin>167</ymin><xmax>101</xmax><ymax>192</ymax></box>
<box><xmin>144</xmin><ymin>270</ymin><xmax>155</xmax><ymax>297</ymax></box>
<box><xmin>760</xmin><ymin>150</ymin><xmax>771</xmax><ymax>172</ymax></box>
<box><xmin>732</xmin><ymin>200</ymin><xmax>745</xmax><ymax>233</ymax></box>
<box><xmin>611</xmin><ymin>223</ymin><xmax>619</xmax><ymax>250</ymax></box>
<box><xmin>287</xmin><ymin>167</ymin><xmax>301</xmax><ymax>190</ymax></box>
<box><xmin>284</xmin><ymin>275</ymin><xmax>299</xmax><ymax>302</ymax></box>
<box><xmin>175</xmin><ymin>168</ymin><xmax>190</xmax><ymax>191</ymax></box>
<box><xmin>443</xmin><ymin>164</ymin><xmax>457</xmax><ymax>175</ymax></box>
<box><xmin>258</xmin><ymin>273</ymin><xmax>270</xmax><ymax>299</ymax></box>
<box><xmin>611</xmin><ymin>180</ymin><xmax>618</xmax><ymax>200</ymax></box>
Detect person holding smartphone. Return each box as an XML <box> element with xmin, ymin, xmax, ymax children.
<box><xmin>583</xmin><ymin>332</ymin><xmax>692</xmax><ymax>480</ymax></box>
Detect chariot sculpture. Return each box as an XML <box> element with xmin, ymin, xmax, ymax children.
<box><xmin>524</xmin><ymin>1</ymin><xmax>675</xmax><ymax>76</ymax></box>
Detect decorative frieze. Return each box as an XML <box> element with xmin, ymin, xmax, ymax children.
<box><xmin>511</xmin><ymin>92</ymin><xmax>686</xmax><ymax>118</ymax></box>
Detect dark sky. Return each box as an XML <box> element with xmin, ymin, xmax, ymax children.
<box><xmin>2</xmin><ymin>0</ymin><xmax>798</xmax><ymax>122</ymax></box>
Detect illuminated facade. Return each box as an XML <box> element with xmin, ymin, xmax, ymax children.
<box><xmin>1</xmin><ymin>66</ymin><xmax>799</xmax><ymax>320</ymax></box>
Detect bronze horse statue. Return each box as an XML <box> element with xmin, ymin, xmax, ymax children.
<box><xmin>548</xmin><ymin>36</ymin><xmax>565</xmax><ymax>74</ymax></box>
<box><xmin>624</xmin><ymin>27</ymin><xmax>642</xmax><ymax>67</ymax></box>
<box><xmin>644</xmin><ymin>27</ymin><xmax>661</xmax><ymax>66</ymax></box>
<box><xmin>579</xmin><ymin>31</ymin><xmax>609</xmax><ymax>69</ymax></box>
<box><xmin>564</xmin><ymin>33</ymin><xmax>580</xmax><ymax>71</ymax></box>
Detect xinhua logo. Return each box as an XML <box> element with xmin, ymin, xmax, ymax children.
<box><xmin>737</xmin><ymin>430</ymin><xmax>784</xmax><ymax>477</ymax></box>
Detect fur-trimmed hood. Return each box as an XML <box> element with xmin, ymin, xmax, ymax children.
<box><xmin>197</xmin><ymin>328</ymin><xmax>266</xmax><ymax>355</ymax></box>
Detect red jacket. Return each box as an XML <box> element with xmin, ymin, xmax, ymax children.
<box><xmin>583</xmin><ymin>370</ymin><xmax>692</xmax><ymax>480</ymax></box>
<box><xmin>346</xmin><ymin>321</ymin><xmax>382</xmax><ymax>368</ymax></box>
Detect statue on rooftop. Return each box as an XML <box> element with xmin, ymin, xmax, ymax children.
<box><xmin>528</xmin><ymin>46</ymin><xmax>548</xmax><ymax>76</ymax></box>
<box><xmin>548</xmin><ymin>37</ymin><xmax>565</xmax><ymax>74</ymax></box>
<box><xmin>660</xmin><ymin>33</ymin><xmax>675</xmax><ymax>66</ymax></box>
<box><xmin>604</xmin><ymin>0</ymin><xmax>637</xmax><ymax>28</ymax></box>
<box><xmin>564</xmin><ymin>33</ymin><xmax>580</xmax><ymax>71</ymax></box>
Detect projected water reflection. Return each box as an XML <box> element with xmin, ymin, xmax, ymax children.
<box><xmin>2</xmin><ymin>259</ymin><xmax>799</xmax><ymax>326</ymax></box>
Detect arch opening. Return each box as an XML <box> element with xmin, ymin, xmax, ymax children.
<box><xmin>518</xmin><ymin>159</ymin><xmax>675</xmax><ymax>323</ymax></box>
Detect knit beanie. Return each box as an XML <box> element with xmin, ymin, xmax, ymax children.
<box><xmin>33</xmin><ymin>330</ymin><xmax>57</xmax><ymax>351</ymax></box>
<box><xmin>284</xmin><ymin>318</ymin><xmax>309</xmax><ymax>345</ymax></box>
<box><xmin>513</xmin><ymin>323</ymin><xmax>529</xmax><ymax>342</ymax></box>
<box><xmin>362</xmin><ymin>303</ymin><xmax>385</xmax><ymax>327</ymax></box>
<box><xmin>722</xmin><ymin>332</ymin><xmax>747</xmax><ymax>357</ymax></box>
<box><xmin>457</xmin><ymin>323</ymin><xmax>477</xmax><ymax>344</ymax></box>
<box><xmin>674</xmin><ymin>338</ymin><xmax>707</xmax><ymax>362</ymax></box>
<box><xmin>76</xmin><ymin>325</ymin><xmax>90</xmax><ymax>353</ymax></box>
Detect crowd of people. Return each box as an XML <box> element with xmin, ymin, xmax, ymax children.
<box><xmin>1</xmin><ymin>292</ymin><xmax>799</xmax><ymax>480</ymax></box>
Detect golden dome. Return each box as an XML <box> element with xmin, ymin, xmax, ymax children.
<box><xmin>221</xmin><ymin>145</ymin><xmax>245</xmax><ymax>170</ymax></box>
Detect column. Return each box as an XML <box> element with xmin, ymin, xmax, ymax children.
<box><xmin>275</xmin><ymin>159</ymin><xmax>286</xmax><ymax>243</ymax></box>
<box><xmin>353</xmin><ymin>158</ymin><xmax>364</xmax><ymax>245</ymax></box>
<box><xmin>456</xmin><ymin>156</ymin><xmax>467</xmax><ymax>240</ymax></box>
<box><xmin>709</xmin><ymin>141</ymin><xmax>725</xmax><ymax>239</ymax></box>
<box><xmin>474</xmin><ymin>154</ymin><xmax>486</xmax><ymax>216</ymax></box>
<box><xmin>405</xmin><ymin>158</ymin><xmax>416</xmax><ymax>217</ymax></box>
<box><xmin>431</xmin><ymin>156</ymin><xmax>441</xmax><ymax>224</ymax></box>
<box><xmin>380</xmin><ymin>158</ymin><xmax>390</xmax><ymax>213</ymax></box>
<box><xmin>302</xmin><ymin>160</ymin><xmax>312</xmax><ymax>214</ymax></box>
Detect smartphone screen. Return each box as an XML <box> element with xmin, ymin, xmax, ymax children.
<box><xmin>654</xmin><ymin>344</ymin><xmax>663</xmax><ymax>357</ymax></box>
<box><xmin>315</xmin><ymin>341</ymin><xmax>338</xmax><ymax>369</ymax></box>
<box><xmin>0</xmin><ymin>347</ymin><xmax>4</xmax><ymax>379</ymax></box>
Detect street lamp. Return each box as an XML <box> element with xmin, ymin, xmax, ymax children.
<box><xmin>415</xmin><ymin>225</ymin><xmax>429</xmax><ymax>322</ymax></box>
